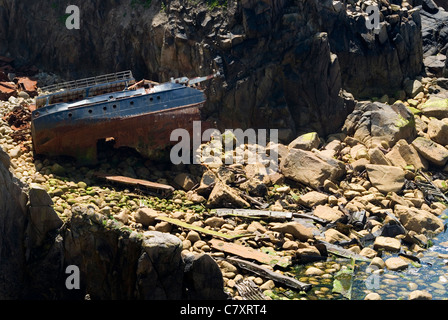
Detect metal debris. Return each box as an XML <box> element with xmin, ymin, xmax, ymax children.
<box><xmin>234</xmin><ymin>279</ymin><xmax>266</xmax><ymax>300</ymax></box>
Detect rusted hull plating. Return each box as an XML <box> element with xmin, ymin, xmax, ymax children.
<box><xmin>32</xmin><ymin>103</ymin><xmax>210</xmax><ymax>164</ymax></box>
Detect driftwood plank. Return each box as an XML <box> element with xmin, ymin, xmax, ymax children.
<box><xmin>214</xmin><ymin>208</ymin><xmax>293</xmax><ymax>219</ymax></box>
<box><xmin>94</xmin><ymin>173</ymin><xmax>175</xmax><ymax>193</ymax></box>
<box><xmin>209</xmin><ymin>239</ymin><xmax>291</xmax><ymax>268</ymax></box>
<box><xmin>318</xmin><ymin>240</ymin><xmax>371</xmax><ymax>262</ymax></box>
<box><xmin>226</xmin><ymin>256</ymin><xmax>311</xmax><ymax>292</ymax></box>
<box><xmin>155</xmin><ymin>216</ymin><xmax>251</xmax><ymax>241</ymax></box>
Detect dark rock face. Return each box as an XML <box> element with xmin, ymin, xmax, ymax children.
<box><xmin>0</xmin><ymin>147</ymin><xmax>28</xmax><ymax>299</ymax></box>
<box><xmin>0</xmin><ymin>148</ymin><xmax>226</xmax><ymax>300</ymax></box>
<box><xmin>0</xmin><ymin>0</ymin><xmax>424</xmax><ymax>139</ymax></box>
<box><xmin>421</xmin><ymin>6</ymin><xmax>448</xmax><ymax>57</ymax></box>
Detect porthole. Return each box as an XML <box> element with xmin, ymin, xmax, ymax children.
<box><xmin>68</xmin><ymin>113</ymin><xmax>73</xmax><ymax>118</ymax></box>
<box><xmin>103</xmin><ymin>106</ymin><xmax>107</xmax><ymax>111</ymax></box>
<box><xmin>113</xmin><ymin>105</ymin><xmax>117</xmax><ymax>109</ymax></box>
<box><xmin>88</xmin><ymin>110</ymin><xmax>93</xmax><ymax>114</ymax></box>
<box><xmin>157</xmin><ymin>96</ymin><xmax>161</xmax><ymax>100</ymax></box>
<box><xmin>130</xmin><ymin>101</ymin><xmax>134</xmax><ymax>105</ymax></box>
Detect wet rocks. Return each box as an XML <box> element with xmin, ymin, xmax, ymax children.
<box><xmin>409</xmin><ymin>290</ymin><xmax>433</xmax><ymax>300</ymax></box>
<box><xmin>373</xmin><ymin>236</ymin><xmax>401</xmax><ymax>252</ymax></box>
<box><xmin>385</xmin><ymin>257</ymin><xmax>409</xmax><ymax>271</ymax></box>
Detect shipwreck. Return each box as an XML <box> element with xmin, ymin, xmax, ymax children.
<box><xmin>31</xmin><ymin>70</ymin><xmax>219</xmax><ymax>164</ymax></box>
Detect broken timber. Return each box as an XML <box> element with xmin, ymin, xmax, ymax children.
<box><xmin>317</xmin><ymin>240</ymin><xmax>371</xmax><ymax>262</ymax></box>
<box><xmin>209</xmin><ymin>239</ymin><xmax>291</xmax><ymax>268</ymax></box>
<box><xmin>417</xmin><ymin>170</ymin><xmax>448</xmax><ymax>203</ymax></box>
<box><xmin>214</xmin><ymin>208</ymin><xmax>293</xmax><ymax>220</ymax></box>
<box><xmin>94</xmin><ymin>173</ymin><xmax>174</xmax><ymax>195</ymax></box>
<box><xmin>155</xmin><ymin>216</ymin><xmax>252</xmax><ymax>241</ymax></box>
<box><xmin>226</xmin><ymin>256</ymin><xmax>312</xmax><ymax>292</ymax></box>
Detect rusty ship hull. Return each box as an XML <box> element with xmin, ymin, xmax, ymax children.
<box><xmin>31</xmin><ymin>71</ymin><xmax>215</xmax><ymax>164</ymax></box>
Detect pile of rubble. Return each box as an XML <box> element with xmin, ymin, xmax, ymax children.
<box><xmin>0</xmin><ymin>56</ymin><xmax>38</xmax><ymax>100</ymax></box>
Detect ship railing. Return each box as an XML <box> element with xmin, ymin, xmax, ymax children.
<box><xmin>40</xmin><ymin>70</ymin><xmax>135</xmax><ymax>93</ymax></box>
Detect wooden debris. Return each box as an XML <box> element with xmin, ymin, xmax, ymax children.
<box><xmin>226</xmin><ymin>256</ymin><xmax>311</xmax><ymax>292</ymax></box>
<box><xmin>317</xmin><ymin>240</ymin><xmax>371</xmax><ymax>262</ymax></box>
<box><xmin>213</xmin><ymin>208</ymin><xmax>293</xmax><ymax>220</ymax></box>
<box><xmin>293</xmin><ymin>212</ymin><xmax>329</xmax><ymax>225</ymax></box>
<box><xmin>155</xmin><ymin>216</ymin><xmax>252</xmax><ymax>241</ymax></box>
<box><xmin>234</xmin><ymin>279</ymin><xmax>266</xmax><ymax>300</ymax></box>
<box><xmin>209</xmin><ymin>239</ymin><xmax>291</xmax><ymax>268</ymax></box>
<box><xmin>417</xmin><ymin>170</ymin><xmax>448</xmax><ymax>203</ymax></box>
<box><xmin>94</xmin><ymin>173</ymin><xmax>174</xmax><ymax>195</ymax></box>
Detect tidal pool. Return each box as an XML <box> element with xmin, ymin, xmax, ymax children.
<box><xmin>274</xmin><ymin>231</ymin><xmax>448</xmax><ymax>300</ymax></box>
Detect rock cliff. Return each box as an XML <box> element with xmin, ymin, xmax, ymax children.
<box><xmin>0</xmin><ymin>0</ymin><xmax>425</xmax><ymax>138</ymax></box>
<box><xmin>0</xmin><ymin>146</ymin><xmax>226</xmax><ymax>299</ymax></box>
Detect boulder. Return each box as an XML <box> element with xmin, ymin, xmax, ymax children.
<box><xmin>288</xmin><ymin>132</ymin><xmax>320</xmax><ymax>151</ymax></box>
<box><xmin>280</xmin><ymin>148</ymin><xmax>345</xmax><ymax>189</ymax></box>
<box><xmin>411</xmin><ymin>136</ymin><xmax>448</xmax><ymax>166</ymax></box>
<box><xmin>270</xmin><ymin>221</ymin><xmax>314</xmax><ymax>241</ymax></box>
<box><xmin>28</xmin><ymin>184</ymin><xmax>54</xmax><ymax>207</ymax></box>
<box><xmin>324</xmin><ymin>228</ymin><xmax>350</xmax><ymax>243</ymax></box>
<box><xmin>427</xmin><ymin>118</ymin><xmax>448</xmax><ymax>146</ymax></box>
<box><xmin>313</xmin><ymin>205</ymin><xmax>344</xmax><ymax>222</ymax></box>
<box><xmin>365</xmin><ymin>292</ymin><xmax>382</xmax><ymax>300</ymax></box>
<box><xmin>182</xmin><ymin>253</ymin><xmax>228</xmax><ymax>300</ymax></box>
<box><xmin>385</xmin><ymin>257</ymin><xmax>409</xmax><ymax>271</ymax></box>
<box><xmin>424</xmin><ymin>55</ymin><xmax>446</xmax><ymax>76</ymax></box>
<box><xmin>174</xmin><ymin>173</ymin><xmax>196</xmax><ymax>191</ymax></box>
<box><xmin>342</xmin><ymin>102</ymin><xmax>416</xmax><ymax>149</ymax></box>
<box><xmin>297</xmin><ymin>191</ymin><xmax>328</xmax><ymax>208</ymax></box>
<box><xmin>420</xmin><ymin>98</ymin><xmax>448</xmax><ymax>119</ymax></box>
<box><xmin>207</xmin><ymin>182</ymin><xmax>250</xmax><ymax>208</ymax></box>
<box><xmin>373</xmin><ymin>236</ymin><xmax>401</xmax><ymax>252</ymax></box>
<box><xmin>132</xmin><ymin>208</ymin><xmax>160</xmax><ymax>227</ymax></box>
<box><xmin>385</xmin><ymin>139</ymin><xmax>428</xmax><ymax>171</ymax></box>
<box><xmin>305</xmin><ymin>267</ymin><xmax>324</xmax><ymax>276</ymax></box>
<box><xmin>395</xmin><ymin>205</ymin><xmax>444</xmax><ymax>234</ymax></box>
<box><xmin>409</xmin><ymin>290</ymin><xmax>433</xmax><ymax>300</ymax></box>
<box><xmin>365</xmin><ymin>164</ymin><xmax>406</xmax><ymax>194</ymax></box>
<box><xmin>422</xmin><ymin>0</ymin><xmax>439</xmax><ymax>14</ymax></box>
<box><xmin>368</xmin><ymin>147</ymin><xmax>391</xmax><ymax>165</ymax></box>
<box><xmin>196</xmin><ymin>170</ymin><xmax>217</xmax><ymax>196</ymax></box>
<box><xmin>404</xmin><ymin>79</ymin><xmax>423</xmax><ymax>98</ymax></box>
<box><xmin>137</xmin><ymin>231</ymin><xmax>185</xmax><ymax>299</ymax></box>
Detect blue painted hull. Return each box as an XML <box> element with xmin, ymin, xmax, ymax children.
<box><xmin>31</xmin><ymin>82</ymin><xmax>209</xmax><ymax>163</ymax></box>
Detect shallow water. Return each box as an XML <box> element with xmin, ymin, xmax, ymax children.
<box><xmin>278</xmin><ymin>230</ymin><xmax>448</xmax><ymax>300</ymax></box>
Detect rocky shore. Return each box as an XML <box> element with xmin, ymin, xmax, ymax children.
<box><xmin>0</xmin><ymin>0</ymin><xmax>448</xmax><ymax>301</ymax></box>
<box><xmin>1</xmin><ymin>72</ymin><xmax>448</xmax><ymax>299</ymax></box>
